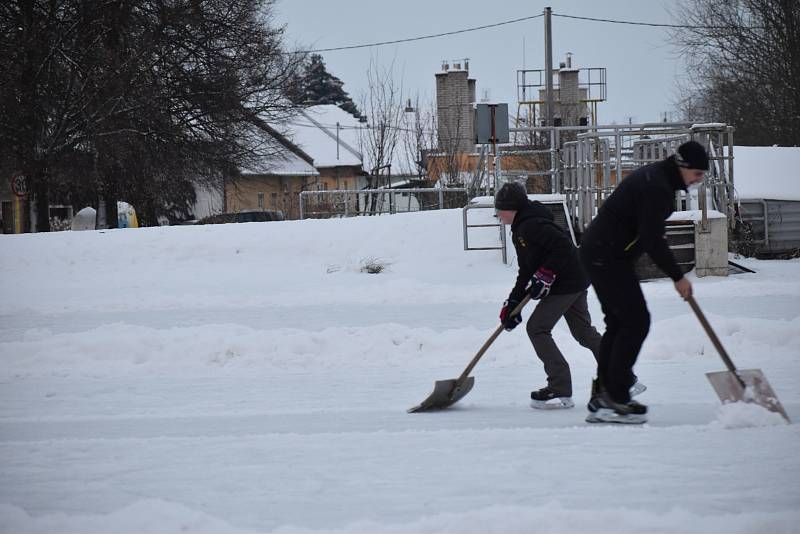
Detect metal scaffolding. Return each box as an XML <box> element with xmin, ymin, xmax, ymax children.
<box><xmin>502</xmin><ymin>122</ymin><xmax>736</xmax><ymax>234</ymax></box>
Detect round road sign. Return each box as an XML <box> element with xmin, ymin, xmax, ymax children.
<box><xmin>11</xmin><ymin>173</ymin><xmax>27</xmax><ymax>198</ymax></box>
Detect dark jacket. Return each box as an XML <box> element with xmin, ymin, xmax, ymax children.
<box><xmin>580</xmin><ymin>156</ymin><xmax>686</xmax><ymax>281</ymax></box>
<box><xmin>508</xmin><ymin>200</ymin><xmax>589</xmax><ymax>302</ymax></box>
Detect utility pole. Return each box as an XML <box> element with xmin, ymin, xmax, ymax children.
<box><xmin>544</xmin><ymin>6</ymin><xmax>554</xmax><ymax>128</ymax></box>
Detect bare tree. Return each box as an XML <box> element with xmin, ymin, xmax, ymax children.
<box><xmin>0</xmin><ymin>0</ymin><xmax>142</xmax><ymax>230</ymax></box>
<box><xmin>358</xmin><ymin>57</ymin><xmax>404</xmax><ymax>190</ymax></box>
<box><xmin>399</xmin><ymin>94</ymin><xmax>436</xmax><ymax>180</ymax></box>
<box><xmin>669</xmin><ymin>0</ymin><xmax>800</xmax><ymax>145</ymax></box>
<box><xmin>0</xmin><ymin>0</ymin><xmax>304</xmax><ymax>230</ymax></box>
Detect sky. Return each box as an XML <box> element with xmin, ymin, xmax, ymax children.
<box><xmin>274</xmin><ymin>0</ymin><xmax>685</xmax><ymax>125</ymax></box>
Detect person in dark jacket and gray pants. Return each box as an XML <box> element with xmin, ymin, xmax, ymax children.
<box><xmin>495</xmin><ymin>182</ymin><xmax>605</xmax><ymax>409</ymax></box>
<box><xmin>579</xmin><ymin>140</ymin><xmax>708</xmax><ymax>424</ymax></box>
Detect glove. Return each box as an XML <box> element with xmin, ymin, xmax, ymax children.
<box><xmin>499</xmin><ymin>299</ymin><xmax>523</xmax><ymax>331</ymax></box>
<box><xmin>527</xmin><ymin>267</ymin><xmax>556</xmax><ymax>300</ymax></box>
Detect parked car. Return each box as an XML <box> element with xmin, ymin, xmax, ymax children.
<box><xmin>198</xmin><ymin>210</ymin><xmax>285</xmax><ymax>225</ymax></box>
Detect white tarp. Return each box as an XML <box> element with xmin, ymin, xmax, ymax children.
<box><xmin>70</xmin><ymin>206</ymin><xmax>96</xmax><ymax>231</ymax></box>
<box><xmin>732</xmin><ymin>146</ymin><xmax>800</xmax><ymax>201</ymax></box>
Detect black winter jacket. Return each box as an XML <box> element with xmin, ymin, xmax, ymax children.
<box><xmin>580</xmin><ymin>156</ymin><xmax>686</xmax><ymax>281</ymax></box>
<box><xmin>507</xmin><ymin>200</ymin><xmax>589</xmax><ymax>302</ymax></box>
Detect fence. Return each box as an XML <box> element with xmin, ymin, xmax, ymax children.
<box><xmin>735</xmin><ymin>199</ymin><xmax>800</xmax><ymax>257</ymax></box>
<box><xmin>299</xmin><ymin>188</ymin><xmax>469</xmax><ymax>219</ymax></box>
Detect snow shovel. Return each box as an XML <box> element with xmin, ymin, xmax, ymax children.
<box><xmin>687</xmin><ymin>295</ymin><xmax>790</xmax><ymax>422</ymax></box>
<box><xmin>408</xmin><ymin>294</ymin><xmax>532</xmax><ymax>413</ymax></box>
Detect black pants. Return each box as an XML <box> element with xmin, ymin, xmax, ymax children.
<box><xmin>579</xmin><ymin>248</ymin><xmax>649</xmax><ymax>404</ymax></box>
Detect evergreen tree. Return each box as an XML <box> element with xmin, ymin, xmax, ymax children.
<box><xmin>291</xmin><ymin>54</ymin><xmax>361</xmax><ymax>118</ymax></box>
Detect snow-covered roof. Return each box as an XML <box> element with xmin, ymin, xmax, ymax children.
<box><xmin>731</xmin><ymin>146</ymin><xmax>800</xmax><ymax>201</ymax></box>
<box><xmin>298</xmin><ymin>105</ymin><xmax>420</xmax><ymax>176</ymax></box>
<box><xmin>239</xmin><ymin>135</ymin><xmax>318</xmax><ymax>177</ymax></box>
<box><xmin>253</xmin><ymin>104</ymin><xmax>418</xmax><ymax>177</ymax></box>
<box><xmin>285</xmin><ymin>105</ymin><xmax>363</xmax><ymax>168</ymax></box>
<box><xmin>240</xmin><ymin>151</ymin><xmax>318</xmax><ymax>176</ymax></box>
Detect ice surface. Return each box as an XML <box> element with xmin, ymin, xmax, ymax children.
<box><xmin>1</xmin><ymin>210</ymin><xmax>798</xmax><ymax>533</ymax></box>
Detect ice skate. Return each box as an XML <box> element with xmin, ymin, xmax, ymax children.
<box><xmin>586</xmin><ymin>380</ymin><xmax>647</xmax><ymax>424</ymax></box>
<box><xmin>530</xmin><ymin>387</ymin><xmax>574</xmax><ymax>410</ymax></box>
<box><xmin>586</xmin><ymin>395</ymin><xmax>647</xmax><ymax>424</ymax></box>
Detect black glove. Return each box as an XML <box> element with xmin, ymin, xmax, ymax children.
<box><xmin>527</xmin><ymin>267</ymin><xmax>556</xmax><ymax>300</ymax></box>
<box><xmin>499</xmin><ymin>299</ymin><xmax>523</xmax><ymax>331</ymax></box>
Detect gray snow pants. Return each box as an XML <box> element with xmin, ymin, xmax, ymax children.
<box><xmin>525</xmin><ymin>289</ymin><xmax>602</xmax><ymax>397</ymax></box>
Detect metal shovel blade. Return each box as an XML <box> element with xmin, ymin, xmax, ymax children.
<box><xmin>706</xmin><ymin>369</ymin><xmax>791</xmax><ymax>422</ymax></box>
<box><xmin>407</xmin><ymin>377</ymin><xmax>475</xmax><ymax>413</ymax></box>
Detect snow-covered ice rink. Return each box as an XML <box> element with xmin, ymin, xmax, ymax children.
<box><xmin>1</xmin><ymin>210</ymin><xmax>798</xmax><ymax>533</ymax></box>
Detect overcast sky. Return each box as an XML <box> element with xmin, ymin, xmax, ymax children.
<box><xmin>274</xmin><ymin>0</ymin><xmax>685</xmax><ymax>125</ymax></box>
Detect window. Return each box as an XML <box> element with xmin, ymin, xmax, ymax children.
<box><xmin>257</xmin><ymin>192</ymin><xmax>264</xmax><ymax>208</ymax></box>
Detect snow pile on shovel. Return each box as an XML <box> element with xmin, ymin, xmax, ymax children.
<box><xmin>712</xmin><ymin>401</ymin><xmax>789</xmax><ymax>429</ymax></box>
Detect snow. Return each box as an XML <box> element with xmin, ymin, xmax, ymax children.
<box><xmin>239</xmin><ymin>135</ymin><xmax>319</xmax><ymax>176</ymax></box>
<box><xmin>712</xmin><ymin>402</ymin><xmax>788</xmax><ymax>429</ymax></box>
<box><xmin>471</xmin><ymin>194</ymin><xmax>567</xmax><ymax>206</ymax></box>
<box><xmin>292</xmin><ymin>105</ymin><xmax>363</xmax><ymax>168</ymax></box>
<box><xmin>691</xmin><ymin>123</ymin><xmax>727</xmax><ymax>129</ymax></box>
<box><xmin>1</xmin><ymin>210</ymin><xmax>799</xmax><ymax>533</ymax></box>
<box><xmin>668</xmin><ymin>209</ymin><xmax>727</xmax><ymax>222</ymax></box>
<box><xmin>732</xmin><ymin>146</ymin><xmax>800</xmax><ymax>201</ymax></box>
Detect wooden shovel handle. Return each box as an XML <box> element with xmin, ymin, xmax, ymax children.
<box><xmin>686</xmin><ymin>295</ymin><xmax>746</xmax><ymax>387</ymax></box>
<box><xmin>457</xmin><ymin>293</ymin><xmax>533</xmax><ymax>383</ymax></box>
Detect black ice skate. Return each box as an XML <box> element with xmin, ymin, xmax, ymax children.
<box><xmin>586</xmin><ymin>394</ymin><xmax>647</xmax><ymax>424</ymax></box>
<box><xmin>586</xmin><ymin>379</ymin><xmax>647</xmax><ymax>424</ymax></box>
<box><xmin>530</xmin><ymin>387</ymin><xmax>574</xmax><ymax>410</ymax></box>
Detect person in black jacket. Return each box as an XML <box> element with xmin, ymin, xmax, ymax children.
<box><xmin>579</xmin><ymin>140</ymin><xmax>708</xmax><ymax>424</ymax></box>
<box><xmin>495</xmin><ymin>182</ymin><xmax>604</xmax><ymax>409</ymax></box>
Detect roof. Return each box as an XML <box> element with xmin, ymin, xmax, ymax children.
<box><xmin>246</xmin><ymin>104</ymin><xmax>419</xmax><ymax>178</ymax></box>
<box><xmin>286</xmin><ymin>105</ymin><xmax>363</xmax><ymax>168</ymax></box>
<box><xmin>239</xmin><ymin>137</ymin><xmax>319</xmax><ymax>176</ymax></box>
<box><xmin>240</xmin><ymin>118</ymin><xmax>319</xmax><ymax>177</ymax></box>
<box><xmin>240</xmin><ymin>153</ymin><xmax>319</xmax><ymax>176</ymax></box>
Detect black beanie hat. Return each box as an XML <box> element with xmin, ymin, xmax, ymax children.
<box><xmin>676</xmin><ymin>140</ymin><xmax>709</xmax><ymax>171</ymax></box>
<box><xmin>494</xmin><ymin>182</ymin><xmax>528</xmax><ymax>211</ymax></box>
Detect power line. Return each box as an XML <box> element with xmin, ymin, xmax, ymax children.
<box><xmin>291</xmin><ymin>11</ymin><xmax>760</xmax><ymax>56</ymax></box>
<box><xmin>288</xmin><ymin>120</ymin><xmax>435</xmax><ymax>135</ymax></box>
<box><xmin>301</xmin><ymin>13</ymin><xmax>544</xmax><ymax>53</ymax></box>
<box><xmin>552</xmin><ymin>13</ymin><xmax>760</xmax><ymax>30</ymax></box>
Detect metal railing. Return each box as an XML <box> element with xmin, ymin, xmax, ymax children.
<box><xmin>299</xmin><ymin>188</ymin><xmax>469</xmax><ymax>219</ymax></box>
<box><xmin>462</xmin><ymin>199</ymin><xmax>508</xmax><ymax>263</ymax></box>
<box><xmin>503</xmin><ymin>122</ymin><xmax>735</xmax><ymax>233</ymax></box>
<box><xmin>457</xmin><ymin>122</ymin><xmax>736</xmax><ymax>266</ymax></box>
